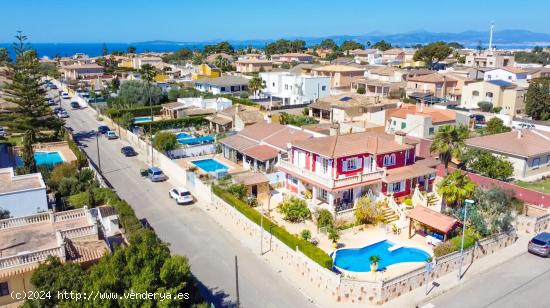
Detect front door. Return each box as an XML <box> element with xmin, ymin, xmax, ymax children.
<box><xmin>251</xmin><ymin>185</ymin><xmax>258</xmax><ymax>197</ymax></box>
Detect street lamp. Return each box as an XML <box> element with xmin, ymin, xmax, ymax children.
<box><xmin>457</xmin><ymin>199</ymin><xmax>475</xmax><ymax>280</ymax></box>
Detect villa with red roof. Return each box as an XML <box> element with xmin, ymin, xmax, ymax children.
<box><xmin>277</xmin><ymin>131</ymin><xmax>437</xmax><ymax>217</ymax></box>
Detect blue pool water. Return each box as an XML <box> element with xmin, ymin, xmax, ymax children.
<box><xmin>176</xmin><ymin>132</ymin><xmax>214</xmax><ymax>145</ymax></box>
<box><xmin>133</xmin><ymin>116</ymin><xmax>153</xmax><ymax>123</ymax></box>
<box><xmin>333</xmin><ymin>240</ymin><xmax>431</xmax><ymax>272</ymax></box>
<box><xmin>17</xmin><ymin>151</ymin><xmax>64</xmax><ymax>166</ymax></box>
<box><xmin>192</xmin><ymin>159</ymin><xmax>229</xmax><ymax>172</ymax></box>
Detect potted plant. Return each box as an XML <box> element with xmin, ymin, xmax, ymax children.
<box><xmin>369</xmin><ymin>255</ymin><xmax>381</xmax><ymax>272</ymax></box>
<box><xmin>391</xmin><ymin>224</ymin><xmax>399</xmax><ymax>235</ymax></box>
<box><xmin>328</xmin><ymin>227</ymin><xmax>340</xmax><ymax>248</ymax></box>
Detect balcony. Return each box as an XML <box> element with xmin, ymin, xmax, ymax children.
<box><xmin>277</xmin><ymin>159</ymin><xmax>384</xmax><ymax>190</ymax></box>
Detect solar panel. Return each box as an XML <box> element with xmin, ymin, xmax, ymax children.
<box><xmin>339</xmin><ymin>96</ymin><xmax>352</xmax><ymax>102</ymax></box>
<box><xmin>487</xmin><ymin>79</ymin><xmax>513</xmax><ymax>87</ymax></box>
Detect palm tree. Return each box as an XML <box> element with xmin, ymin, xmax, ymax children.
<box><xmin>139</xmin><ymin>64</ymin><xmax>156</xmax><ymax>167</ymax></box>
<box><xmin>248</xmin><ymin>76</ymin><xmax>266</xmax><ymax>99</ymax></box>
<box><xmin>214</xmin><ymin>55</ymin><xmax>230</xmax><ymax>72</ymax></box>
<box><xmin>437</xmin><ymin>170</ymin><xmax>475</xmax><ymax>208</ymax></box>
<box><xmin>430</xmin><ymin>125</ymin><xmax>469</xmax><ymax>175</ymax></box>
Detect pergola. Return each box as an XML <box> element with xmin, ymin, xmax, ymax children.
<box><xmin>407</xmin><ymin>206</ymin><xmax>460</xmax><ymax>241</ymax></box>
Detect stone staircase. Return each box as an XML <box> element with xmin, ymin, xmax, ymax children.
<box><xmin>383</xmin><ymin>205</ymin><xmax>399</xmax><ymax>223</ymax></box>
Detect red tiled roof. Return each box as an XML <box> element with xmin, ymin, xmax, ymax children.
<box><xmin>407</xmin><ymin>206</ymin><xmax>459</xmax><ymax>234</ymax></box>
<box><xmin>242</xmin><ymin>144</ymin><xmax>279</xmax><ymax>161</ymax></box>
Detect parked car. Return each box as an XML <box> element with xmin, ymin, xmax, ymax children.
<box><xmin>469</xmin><ymin>114</ymin><xmax>486</xmax><ymax>124</ymax></box>
<box><xmin>53</xmin><ymin>107</ymin><xmax>64</xmax><ymax>114</ymax></box>
<box><xmin>47</xmin><ymin>99</ymin><xmax>56</xmax><ymax>106</ymax></box>
<box><xmin>120</xmin><ymin>146</ymin><xmax>137</xmax><ymax>157</ymax></box>
<box><xmin>528</xmin><ymin>232</ymin><xmax>550</xmax><ymax>257</ymax></box>
<box><xmin>98</xmin><ymin>125</ymin><xmax>110</xmax><ymax>134</ymax></box>
<box><xmin>57</xmin><ymin>110</ymin><xmax>69</xmax><ymax>118</ymax></box>
<box><xmin>0</xmin><ymin>127</ymin><xmax>7</xmax><ymax>137</ymax></box>
<box><xmin>50</xmin><ymin>84</ymin><xmax>58</xmax><ymax>90</ymax></box>
<box><xmin>169</xmin><ymin>187</ymin><xmax>193</xmax><ymax>205</ymax></box>
<box><xmin>106</xmin><ymin>131</ymin><xmax>118</xmax><ymax>140</ymax></box>
<box><xmin>70</xmin><ymin>101</ymin><xmax>80</xmax><ymax>109</ymax></box>
<box><xmin>145</xmin><ymin>167</ymin><xmax>168</xmax><ymax>182</ymax></box>
<box><xmin>61</xmin><ymin>92</ymin><xmax>70</xmax><ymax>99</ymax></box>
<box><xmin>513</xmin><ymin>122</ymin><xmax>535</xmax><ymax>130</ymax></box>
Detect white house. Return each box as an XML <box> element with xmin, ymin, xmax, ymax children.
<box><xmin>259</xmin><ymin>71</ymin><xmax>330</xmax><ymax>105</ymax></box>
<box><xmin>0</xmin><ymin>167</ymin><xmax>48</xmax><ymax>218</ymax></box>
<box><xmin>193</xmin><ymin>76</ymin><xmax>249</xmax><ymax>95</ymax></box>
<box><xmin>133</xmin><ymin>56</ymin><xmax>163</xmax><ymax>69</ymax></box>
<box><xmin>177</xmin><ymin>97</ymin><xmax>232</xmax><ymax>111</ymax></box>
<box><xmin>483</xmin><ymin>67</ymin><xmax>528</xmax><ymax>84</ymax></box>
<box><xmin>351</xmin><ymin>49</ymin><xmax>382</xmax><ymax>64</ymax></box>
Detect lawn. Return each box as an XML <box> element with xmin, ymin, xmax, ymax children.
<box><xmin>515</xmin><ymin>179</ymin><xmax>550</xmax><ymax>193</ymax></box>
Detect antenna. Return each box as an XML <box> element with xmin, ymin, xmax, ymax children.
<box><xmin>488</xmin><ymin>22</ymin><xmax>495</xmax><ymax>51</ymax></box>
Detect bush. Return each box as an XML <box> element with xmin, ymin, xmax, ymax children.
<box><xmin>153</xmin><ymin>132</ymin><xmax>178</xmax><ymax>152</ymax></box>
<box><xmin>212</xmin><ymin>186</ymin><xmax>332</xmax><ymax>269</ymax></box>
<box><xmin>239</xmin><ymin>91</ymin><xmax>251</xmax><ymax>99</ymax></box>
<box><xmin>355</xmin><ymin>197</ymin><xmax>385</xmax><ymax>225</ymax></box>
<box><xmin>433</xmin><ymin>241</ymin><xmax>455</xmax><ymax>257</ymax></box>
<box><xmin>300</xmin><ymin>229</ymin><xmax>312</xmax><ymax>241</ymax></box>
<box><xmin>316</xmin><ymin>209</ymin><xmax>334</xmax><ymax>228</ymax></box>
<box><xmin>220</xmin><ymin>95</ymin><xmax>258</xmax><ymax>106</ymax></box>
<box><xmin>278</xmin><ymin>197</ymin><xmax>311</xmax><ymax>222</ymax></box>
<box><xmin>227</xmin><ymin>183</ymin><xmax>247</xmax><ymax>200</ymax></box>
<box><xmin>67</xmin><ymin>187</ymin><xmax>119</xmax><ymax>208</ymax></box>
<box><xmin>477</xmin><ymin>101</ymin><xmax>493</xmax><ymax>112</ymax></box>
<box><xmin>433</xmin><ymin>228</ymin><xmax>478</xmax><ymax>257</ymax></box>
<box><xmin>492</xmin><ymin>106</ymin><xmax>502</xmax><ymax>113</ymax></box>
<box><xmin>356</xmin><ymin>86</ymin><xmax>366</xmax><ymax>94</ymax></box>
<box><xmin>65</xmin><ymin>135</ymin><xmax>88</xmax><ymax>169</ymax></box>
<box><xmin>279</xmin><ymin>112</ymin><xmax>318</xmax><ymax>127</ymax></box>
<box><xmin>105</xmin><ymin>105</ymin><xmax>163</xmax><ymax>119</ymax></box>
<box><xmin>135</xmin><ymin>116</ymin><xmax>206</xmax><ymax>132</ymax></box>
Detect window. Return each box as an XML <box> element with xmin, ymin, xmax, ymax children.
<box><xmin>388</xmin><ymin>181</ymin><xmax>404</xmax><ymax>193</ymax></box>
<box><xmin>401</xmin><ymin>122</ymin><xmax>406</xmax><ymax>129</ymax></box>
<box><xmin>533</xmin><ymin>157</ymin><xmax>541</xmax><ymax>169</ymax></box>
<box><xmin>383</xmin><ymin>154</ymin><xmax>396</xmax><ymax>166</ymax></box>
<box><xmin>322</xmin><ymin>85</ymin><xmax>326</xmax><ymax>91</ymax></box>
<box><xmin>289</xmin><ymin>175</ymin><xmax>298</xmax><ymax>185</ymax></box>
<box><xmin>472</xmin><ymin>90</ymin><xmax>479</xmax><ymax>97</ymax></box>
<box><xmin>317</xmin><ymin>188</ymin><xmax>328</xmax><ymax>201</ymax></box>
<box><xmin>284</xmin><ymin>84</ymin><xmax>288</xmax><ymax>90</ymax></box>
<box><xmin>272</xmin><ymin>82</ymin><xmax>275</xmax><ymax>87</ymax></box>
<box><xmin>487</xmin><ymin>75</ymin><xmax>492</xmax><ymax>80</ymax></box>
<box><xmin>220</xmin><ymin>87</ymin><xmax>226</xmax><ymax>92</ymax></box>
<box><xmin>429</xmin><ymin>127</ymin><xmax>435</xmax><ymax>135</ymax></box>
<box><xmin>320</xmin><ymin>157</ymin><xmax>330</xmax><ymax>174</ymax></box>
<box><xmin>345</xmin><ymin>158</ymin><xmax>358</xmax><ymax>171</ymax></box>
<box><xmin>392</xmin><ymin>120</ymin><xmax>396</xmax><ymax>126</ymax></box>
<box><xmin>0</xmin><ymin>282</ymin><xmax>8</xmax><ymax>297</ymax></box>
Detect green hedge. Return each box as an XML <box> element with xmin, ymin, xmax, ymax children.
<box><xmin>220</xmin><ymin>95</ymin><xmax>258</xmax><ymax>106</ymax></box>
<box><xmin>65</xmin><ymin>134</ymin><xmax>88</xmax><ymax>169</ymax></box>
<box><xmin>212</xmin><ymin>185</ymin><xmax>333</xmax><ymax>269</ymax></box>
<box><xmin>135</xmin><ymin>116</ymin><xmax>207</xmax><ymax>132</ymax></box>
<box><xmin>68</xmin><ymin>187</ymin><xmax>143</xmax><ymax>237</ymax></box>
<box><xmin>105</xmin><ymin>105</ymin><xmax>163</xmax><ymax>119</ymax></box>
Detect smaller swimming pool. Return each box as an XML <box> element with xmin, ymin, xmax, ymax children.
<box><xmin>17</xmin><ymin>151</ymin><xmax>64</xmax><ymax>166</ymax></box>
<box><xmin>176</xmin><ymin>132</ymin><xmax>191</xmax><ymax>139</ymax></box>
<box><xmin>192</xmin><ymin>159</ymin><xmax>229</xmax><ymax>173</ymax></box>
<box><xmin>133</xmin><ymin>116</ymin><xmax>153</xmax><ymax>123</ymax></box>
<box><xmin>178</xmin><ymin>135</ymin><xmax>214</xmax><ymax>145</ymax></box>
<box><xmin>333</xmin><ymin>240</ymin><xmax>431</xmax><ymax>272</ymax></box>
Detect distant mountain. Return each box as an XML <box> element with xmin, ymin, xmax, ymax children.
<box><xmin>134</xmin><ymin>29</ymin><xmax>550</xmax><ymax>49</ymax></box>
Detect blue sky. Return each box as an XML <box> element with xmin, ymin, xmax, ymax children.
<box><xmin>1</xmin><ymin>0</ymin><xmax>549</xmax><ymax>43</ymax></box>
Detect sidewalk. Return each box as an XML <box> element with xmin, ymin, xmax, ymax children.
<box><xmin>383</xmin><ymin>233</ymin><xmax>530</xmax><ymax>308</ymax></box>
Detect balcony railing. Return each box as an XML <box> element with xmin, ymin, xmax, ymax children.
<box><xmin>277</xmin><ymin>159</ymin><xmax>384</xmax><ymax>190</ymax></box>
<box><xmin>0</xmin><ymin>246</ymin><xmax>65</xmax><ymax>270</ymax></box>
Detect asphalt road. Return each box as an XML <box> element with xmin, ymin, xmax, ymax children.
<box><xmin>423</xmin><ymin>252</ymin><xmax>550</xmax><ymax>308</ymax></box>
<box><xmin>57</xmin><ymin>96</ymin><xmax>316</xmax><ymax>308</ymax></box>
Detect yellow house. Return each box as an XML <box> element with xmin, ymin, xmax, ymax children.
<box><xmin>118</xmin><ymin>59</ymin><xmax>134</xmax><ymax>69</ymax></box>
<box><xmin>460</xmin><ymin>80</ymin><xmax>527</xmax><ymax>116</ymax></box>
<box><xmin>192</xmin><ymin>64</ymin><xmax>222</xmax><ymax>80</ymax></box>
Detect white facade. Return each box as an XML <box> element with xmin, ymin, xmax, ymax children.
<box><xmin>133</xmin><ymin>57</ymin><xmax>163</xmax><ymax>69</ymax></box>
<box><xmin>0</xmin><ymin>168</ymin><xmax>48</xmax><ymax>218</ymax></box>
<box><xmin>176</xmin><ymin>97</ymin><xmax>232</xmax><ymax>111</ymax></box>
<box><xmin>484</xmin><ymin>68</ymin><xmax>527</xmax><ymax>83</ymax></box>
<box><xmin>387</xmin><ymin>113</ymin><xmax>470</xmax><ymax>139</ymax></box>
<box><xmin>260</xmin><ymin>72</ymin><xmax>330</xmax><ymax>105</ymax></box>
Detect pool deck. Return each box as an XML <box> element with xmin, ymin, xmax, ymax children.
<box><xmin>33</xmin><ymin>141</ymin><xmax>77</xmax><ymax>164</ymax></box>
<box><xmin>175</xmin><ymin>154</ymin><xmax>247</xmax><ymax>175</ymax></box>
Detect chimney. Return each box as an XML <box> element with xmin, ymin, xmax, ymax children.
<box><xmin>395</xmin><ymin>130</ymin><xmax>406</xmax><ymax>145</ymax></box>
<box><xmin>329</xmin><ymin>123</ymin><xmax>340</xmax><ymax>136</ymax></box>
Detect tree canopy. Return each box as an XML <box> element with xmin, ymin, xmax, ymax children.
<box><xmin>340</xmin><ymin>40</ymin><xmax>365</xmax><ymax>52</ymax></box>
<box><xmin>482</xmin><ymin>117</ymin><xmax>511</xmax><ymax>135</ymax></box>
<box><xmin>460</xmin><ymin>148</ymin><xmax>514</xmax><ymax>180</ymax></box>
<box><xmin>109</xmin><ymin>80</ymin><xmax>163</xmax><ymax>109</ymax></box>
<box><xmin>430</xmin><ymin>125</ymin><xmax>469</xmax><ymax>175</ymax></box>
<box><xmin>525</xmin><ymin>78</ymin><xmax>550</xmax><ymax>120</ymax></box>
<box><xmin>437</xmin><ymin>170</ymin><xmax>475</xmax><ymax>207</ymax></box>
<box><xmin>153</xmin><ymin>132</ymin><xmax>178</xmax><ymax>153</ymax></box>
<box><xmin>162</xmin><ymin>48</ymin><xmax>193</xmax><ymax>62</ymax></box>
<box><xmin>318</xmin><ymin>39</ymin><xmax>338</xmax><ymax>50</ymax></box>
<box><xmin>372</xmin><ymin>40</ymin><xmax>392</xmax><ymax>51</ymax></box>
<box><xmin>203</xmin><ymin>41</ymin><xmax>234</xmax><ymax>55</ymax></box>
<box><xmin>413</xmin><ymin>41</ymin><xmax>453</xmax><ymax>68</ymax></box>
<box><xmin>266</xmin><ymin>39</ymin><xmax>306</xmax><ymax>56</ymax></box>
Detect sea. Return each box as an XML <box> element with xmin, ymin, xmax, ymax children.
<box><xmin>0</xmin><ymin>42</ymin><xmax>535</xmax><ymax>59</ymax></box>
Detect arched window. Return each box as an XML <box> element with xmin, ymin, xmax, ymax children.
<box><xmin>383</xmin><ymin>155</ymin><xmax>390</xmax><ymax>166</ymax></box>
<box><xmin>472</xmin><ymin>90</ymin><xmax>479</xmax><ymax>97</ymax></box>
<box><xmin>486</xmin><ymin>92</ymin><xmax>494</xmax><ymax>98</ymax></box>
<box><xmin>390</xmin><ymin>154</ymin><xmax>396</xmax><ymax>165</ymax></box>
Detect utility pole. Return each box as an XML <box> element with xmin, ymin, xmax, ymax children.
<box><xmin>458</xmin><ymin>199</ymin><xmax>475</xmax><ymax>280</ymax></box>
<box><xmin>96</xmin><ymin>132</ymin><xmax>102</xmax><ymax>173</ymax></box>
<box><xmin>235</xmin><ymin>256</ymin><xmax>240</xmax><ymax>308</ymax></box>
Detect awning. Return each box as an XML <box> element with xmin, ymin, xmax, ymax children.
<box><xmin>243</xmin><ymin>144</ymin><xmax>279</xmax><ymax>162</ymax></box>
<box><xmin>383</xmin><ymin>164</ymin><xmax>436</xmax><ymax>183</ymax></box>
<box><xmin>408</xmin><ymin>206</ymin><xmax>459</xmax><ymax>234</ymax></box>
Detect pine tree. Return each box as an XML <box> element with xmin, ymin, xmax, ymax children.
<box><xmin>0</xmin><ymin>32</ymin><xmax>62</xmax><ymax>173</ymax></box>
<box><xmin>525</xmin><ymin>78</ymin><xmax>550</xmax><ymax>120</ymax></box>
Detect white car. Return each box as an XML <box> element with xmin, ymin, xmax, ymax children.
<box><xmin>513</xmin><ymin>122</ymin><xmax>535</xmax><ymax>130</ymax></box>
<box><xmin>61</xmin><ymin>92</ymin><xmax>70</xmax><ymax>99</ymax></box>
<box><xmin>106</xmin><ymin>130</ymin><xmax>118</xmax><ymax>139</ymax></box>
<box><xmin>169</xmin><ymin>187</ymin><xmax>193</xmax><ymax>205</ymax></box>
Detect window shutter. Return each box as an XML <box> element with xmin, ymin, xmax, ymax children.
<box><xmin>343</xmin><ymin>159</ymin><xmax>348</xmax><ymax>171</ymax></box>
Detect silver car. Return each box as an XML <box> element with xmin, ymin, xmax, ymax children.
<box><xmin>528</xmin><ymin>232</ymin><xmax>550</xmax><ymax>257</ymax></box>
